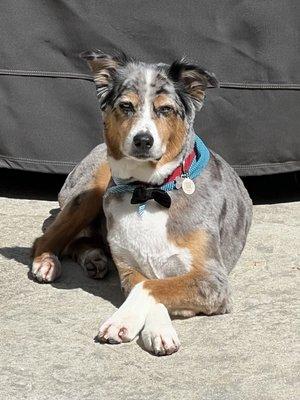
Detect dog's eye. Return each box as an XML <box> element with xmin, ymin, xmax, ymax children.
<box><xmin>119</xmin><ymin>102</ymin><xmax>134</xmax><ymax>115</ymax></box>
<box><xmin>156</xmin><ymin>106</ymin><xmax>173</xmax><ymax>116</ymax></box>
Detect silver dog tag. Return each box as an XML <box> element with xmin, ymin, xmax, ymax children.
<box><xmin>182</xmin><ymin>178</ymin><xmax>195</xmax><ymax>195</ymax></box>
<box><xmin>175</xmin><ymin>176</ymin><xmax>184</xmax><ymax>189</ymax></box>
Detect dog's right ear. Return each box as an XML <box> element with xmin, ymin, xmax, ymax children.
<box><xmin>80</xmin><ymin>49</ymin><xmax>129</xmax><ymax>108</ymax></box>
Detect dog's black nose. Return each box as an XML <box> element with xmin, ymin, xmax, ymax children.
<box><xmin>133</xmin><ymin>132</ymin><xmax>154</xmax><ymax>151</ymax></box>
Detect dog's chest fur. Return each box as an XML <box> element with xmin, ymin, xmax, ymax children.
<box><xmin>104</xmin><ymin>193</ymin><xmax>191</xmax><ymax>279</ymax></box>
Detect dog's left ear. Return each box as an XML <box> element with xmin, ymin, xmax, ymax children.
<box><xmin>168</xmin><ymin>59</ymin><xmax>219</xmax><ymax>110</ymax></box>
<box><xmin>80</xmin><ymin>49</ymin><xmax>129</xmax><ymax>108</ymax></box>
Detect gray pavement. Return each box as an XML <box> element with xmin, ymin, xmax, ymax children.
<box><xmin>0</xmin><ymin>197</ymin><xmax>299</xmax><ymax>400</ymax></box>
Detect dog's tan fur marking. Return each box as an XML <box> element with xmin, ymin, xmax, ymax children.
<box><xmin>142</xmin><ymin>230</ymin><xmax>208</xmax><ymax>314</ymax></box>
<box><xmin>104</xmin><ymin>108</ymin><xmax>138</xmax><ymax>160</ymax></box>
<box><xmin>115</xmin><ymin>261</ymin><xmax>147</xmax><ymax>297</ymax></box>
<box><xmin>154</xmin><ymin>111</ymin><xmax>187</xmax><ymax>166</ymax></box>
<box><xmin>170</xmin><ymin>230</ymin><xmax>208</xmax><ymax>273</ymax></box>
<box><xmin>32</xmin><ymin>162</ymin><xmax>111</xmax><ymax>258</ymax></box>
<box><xmin>92</xmin><ymin>160</ymin><xmax>111</xmax><ymax>190</ymax></box>
<box><xmin>111</xmin><ymin>230</ymin><xmax>209</xmax><ymax>315</ymax></box>
<box><xmin>153</xmin><ymin>94</ymin><xmax>174</xmax><ymax>109</ymax></box>
<box><xmin>121</xmin><ymin>91</ymin><xmax>140</xmax><ymax>108</ymax></box>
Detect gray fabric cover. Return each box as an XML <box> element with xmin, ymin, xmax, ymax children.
<box><xmin>0</xmin><ymin>0</ymin><xmax>299</xmax><ymax>176</ymax></box>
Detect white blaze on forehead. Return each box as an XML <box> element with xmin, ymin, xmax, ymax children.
<box><xmin>122</xmin><ymin>68</ymin><xmax>165</xmax><ymax>158</ymax></box>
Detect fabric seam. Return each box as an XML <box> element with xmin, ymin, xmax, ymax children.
<box><xmin>232</xmin><ymin>161</ymin><xmax>300</xmax><ymax>169</ymax></box>
<box><xmin>0</xmin><ymin>153</ymin><xmax>298</xmax><ymax>169</ymax></box>
<box><xmin>0</xmin><ymin>154</ymin><xmax>77</xmax><ymax>165</ymax></box>
<box><xmin>0</xmin><ymin>68</ymin><xmax>299</xmax><ymax>89</ymax></box>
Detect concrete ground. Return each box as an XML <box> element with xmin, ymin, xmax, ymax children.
<box><xmin>0</xmin><ymin>197</ymin><xmax>299</xmax><ymax>400</ymax></box>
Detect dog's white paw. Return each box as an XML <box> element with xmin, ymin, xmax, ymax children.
<box><xmin>141</xmin><ymin>303</ymin><xmax>180</xmax><ymax>356</ymax></box>
<box><xmin>98</xmin><ymin>309</ymin><xmax>145</xmax><ymax>344</ymax></box>
<box><xmin>32</xmin><ymin>252</ymin><xmax>61</xmax><ymax>283</ymax></box>
<box><xmin>79</xmin><ymin>248</ymin><xmax>108</xmax><ymax>279</ymax></box>
<box><xmin>97</xmin><ymin>282</ymin><xmax>154</xmax><ymax>344</ymax></box>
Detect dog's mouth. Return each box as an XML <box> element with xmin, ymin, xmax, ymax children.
<box><xmin>125</xmin><ymin>153</ymin><xmax>162</xmax><ymax>162</ymax></box>
<box><xmin>122</xmin><ymin>145</ymin><xmax>164</xmax><ymax>163</ymax></box>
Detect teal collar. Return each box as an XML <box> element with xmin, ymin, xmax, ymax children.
<box><xmin>107</xmin><ymin>135</ymin><xmax>210</xmax><ymax>214</ymax></box>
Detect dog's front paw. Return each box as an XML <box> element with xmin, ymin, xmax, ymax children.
<box><xmin>97</xmin><ymin>310</ymin><xmax>145</xmax><ymax>344</ymax></box>
<box><xmin>97</xmin><ymin>282</ymin><xmax>154</xmax><ymax>345</ymax></box>
<box><xmin>31</xmin><ymin>252</ymin><xmax>61</xmax><ymax>283</ymax></box>
<box><xmin>141</xmin><ymin>303</ymin><xmax>180</xmax><ymax>356</ymax></box>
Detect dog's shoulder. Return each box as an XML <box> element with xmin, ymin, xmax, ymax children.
<box><xmin>168</xmin><ymin>149</ymin><xmax>252</xmax><ymax>270</ymax></box>
<box><xmin>58</xmin><ymin>143</ymin><xmax>107</xmax><ymax>208</ymax></box>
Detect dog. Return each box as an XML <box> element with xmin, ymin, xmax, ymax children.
<box><xmin>31</xmin><ymin>51</ymin><xmax>253</xmax><ymax>356</ymax></box>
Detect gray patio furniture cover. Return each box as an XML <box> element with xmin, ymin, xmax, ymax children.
<box><xmin>0</xmin><ymin>0</ymin><xmax>299</xmax><ymax>176</ymax></box>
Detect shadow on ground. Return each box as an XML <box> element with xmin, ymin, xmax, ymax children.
<box><xmin>0</xmin><ymin>245</ymin><xmax>123</xmax><ymax>309</ymax></box>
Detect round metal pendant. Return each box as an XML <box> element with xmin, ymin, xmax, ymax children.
<box><xmin>181</xmin><ymin>178</ymin><xmax>195</xmax><ymax>195</ymax></box>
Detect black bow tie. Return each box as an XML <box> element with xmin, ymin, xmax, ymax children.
<box><xmin>131</xmin><ymin>186</ymin><xmax>171</xmax><ymax>208</ymax></box>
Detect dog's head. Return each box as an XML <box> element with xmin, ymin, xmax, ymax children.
<box><xmin>81</xmin><ymin>50</ymin><xmax>218</xmax><ymax>177</ymax></box>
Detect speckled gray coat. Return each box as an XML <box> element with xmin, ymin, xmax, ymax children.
<box><xmin>59</xmin><ymin>141</ymin><xmax>253</xmax><ymax>277</ymax></box>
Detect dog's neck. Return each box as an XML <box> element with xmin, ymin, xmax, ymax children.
<box><xmin>107</xmin><ymin>129</ymin><xmax>195</xmax><ymax>185</ymax></box>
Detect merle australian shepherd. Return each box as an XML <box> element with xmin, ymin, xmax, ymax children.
<box><xmin>31</xmin><ymin>51</ymin><xmax>252</xmax><ymax>356</ymax></box>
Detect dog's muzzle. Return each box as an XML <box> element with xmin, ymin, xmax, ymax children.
<box><xmin>131</xmin><ymin>131</ymin><xmax>154</xmax><ymax>159</ymax></box>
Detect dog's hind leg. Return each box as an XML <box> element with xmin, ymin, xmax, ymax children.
<box><xmin>31</xmin><ymin>162</ymin><xmax>111</xmax><ymax>283</ymax></box>
<box><xmin>64</xmin><ymin>235</ymin><xmax>110</xmax><ymax>279</ymax></box>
